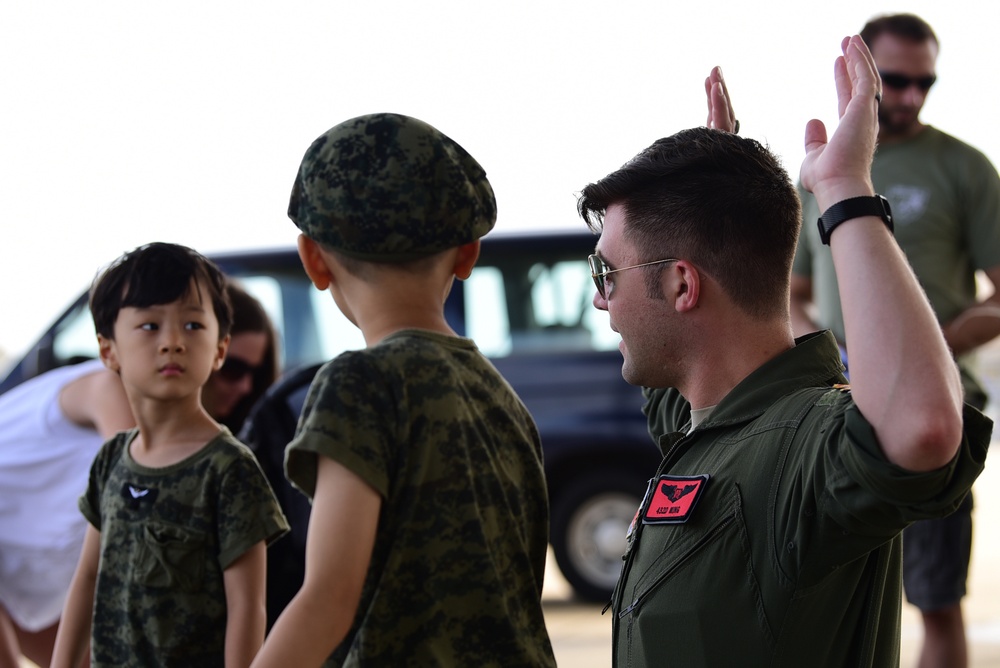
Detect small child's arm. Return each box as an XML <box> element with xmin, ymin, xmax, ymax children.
<box><xmin>223</xmin><ymin>541</ymin><xmax>268</xmax><ymax>668</ymax></box>
<box><xmin>251</xmin><ymin>456</ymin><xmax>381</xmax><ymax>667</ymax></box>
<box><xmin>51</xmin><ymin>525</ymin><xmax>101</xmax><ymax>668</ymax></box>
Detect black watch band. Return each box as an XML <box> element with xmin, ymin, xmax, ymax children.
<box><xmin>817</xmin><ymin>195</ymin><xmax>894</xmax><ymax>245</ymax></box>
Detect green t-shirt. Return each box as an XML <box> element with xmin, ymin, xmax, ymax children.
<box><xmin>793</xmin><ymin>126</ymin><xmax>1000</xmax><ymax>399</ymax></box>
<box><xmin>80</xmin><ymin>428</ymin><xmax>289</xmax><ymax>667</ymax></box>
<box><xmin>285</xmin><ymin>329</ymin><xmax>556</xmax><ymax>667</ymax></box>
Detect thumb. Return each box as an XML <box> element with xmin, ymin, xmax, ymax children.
<box><xmin>804</xmin><ymin>119</ymin><xmax>828</xmax><ymax>155</ymax></box>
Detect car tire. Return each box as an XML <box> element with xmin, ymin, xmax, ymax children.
<box><xmin>550</xmin><ymin>471</ymin><xmax>644</xmax><ymax>603</ymax></box>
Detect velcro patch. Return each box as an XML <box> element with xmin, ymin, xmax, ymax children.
<box><xmin>642</xmin><ymin>474</ymin><xmax>709</xmax><ymax>524</ymax></box>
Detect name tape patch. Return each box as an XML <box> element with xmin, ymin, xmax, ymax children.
<box><xmin>642</xmin><ymin>474</ymin><xmax>709</xmax><ymax>524</ymax></box>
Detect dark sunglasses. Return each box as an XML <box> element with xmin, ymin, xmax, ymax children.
<box><xmin>217</xmin><ymin>356</ymin><xmax>260</xmax><ymax>382</ymax></box>
<box><xmin>588</xmin><ymin>254</ymin><xmax>679</xmax><ymax>300</ymax></box>
<box><xmin>879</xmin><ymin>71</ymin><xmax>937</xmax><ymax>92</ymax></box>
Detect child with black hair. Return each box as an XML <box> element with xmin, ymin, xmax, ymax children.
<box><xmin>52</xmin><ymin>242</ymin><xmax>288</xmax><ymax>668</ymax></box>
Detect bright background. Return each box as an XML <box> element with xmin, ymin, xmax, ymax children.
<box><xmin>2</xmin><ymin>0</ymin><xmax>998</xmax><ymax>365</ymax></box>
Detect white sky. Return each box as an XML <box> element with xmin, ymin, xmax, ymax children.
<box><xmin>2</xmin><ymin>0</ymin><xmax>998</xmax><ymax>363</ymax></box>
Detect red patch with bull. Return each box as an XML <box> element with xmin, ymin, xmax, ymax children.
<box><xmin>641</xmin><ymin>474</ymin><xmax>709</xmax><ymax>524</ymax></box>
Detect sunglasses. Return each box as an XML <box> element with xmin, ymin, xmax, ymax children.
<box><xmin>879</xmin><ymin>71</ymin><xmax>937</xmax><ymax>92</ymax></box>
<box><xmin>217</xmin><ymin>356</ymin><xmax>260</xmax><ymax>382</ymax></box>
<box><xmin>588</xmin><ymin>254</ymin><xmax>679</xmax><ymax>300</ymax></box>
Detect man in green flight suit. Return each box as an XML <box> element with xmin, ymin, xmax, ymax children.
<box><xmin>577</xmin><ymin>36</ymin><xmax>991</xmax><ymax>667</ymax></box>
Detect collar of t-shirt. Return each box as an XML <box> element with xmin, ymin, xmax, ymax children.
<box><xmin>688</xmin><ymin>405</ymin><xmax>717</xmax><ymax>434</ymax></box>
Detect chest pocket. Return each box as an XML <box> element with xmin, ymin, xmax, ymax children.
<box><xmin>134</xmin><ymin>521</ymin><xmax>208</xmax><ymax>591</ymax></box>
<box><xmin>619</xmin><ymin>484</ymin><xmax>772</xmax><ymax>666</ymax></box>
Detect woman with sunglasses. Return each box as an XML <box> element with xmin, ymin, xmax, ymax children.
<box><xmin>202</xmin><ymin>283</ymin><xmax>280</xmax><ymax>434</ymax></box>
<box><xmin>0</xmin><ymin>281</ymin><xmax>279</xmax><ymax>668</ymax></box>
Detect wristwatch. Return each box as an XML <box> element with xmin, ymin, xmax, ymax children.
<box><xmin>817</xmin><ymin>195</ymin><xmax>894</xmax><ymax>245</ymax></box>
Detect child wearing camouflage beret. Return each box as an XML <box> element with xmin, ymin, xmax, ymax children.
<box><xmin>251</xmin><ymin>113</ymin><xmax>556</xmax><ymax>667</ymax></box>
<box><xmin>51</xmin><ymin>243</ymin><xmax>289</xmax><ymax>668</ymax></box>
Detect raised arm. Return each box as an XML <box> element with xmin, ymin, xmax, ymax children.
<box><xmin>800</xmin><ymin>36</ymin><xmax>963</xmax><ymax>471</ymax></box>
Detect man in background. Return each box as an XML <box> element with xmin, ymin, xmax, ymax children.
<box><xmin>791</xmin><ymin>14</ymin><xmax>1000</xmax><ymax>667</ymax></box>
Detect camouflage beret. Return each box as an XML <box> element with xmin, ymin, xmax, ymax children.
<box><xmin>288</xmin><ymin>113</ymin><xmax>497</xmax><ymax>261</ymax></box>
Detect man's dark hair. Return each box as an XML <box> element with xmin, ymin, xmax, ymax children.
<box><xmin>90</xmin><ymin>242</ymin><xmax>233</xmax><ymax>340</ymax></box>
<box><xmin>861</xmin><ymin>13</ymin><xmax>938</xmax><ymax>50</ymax></box>
<box><xmin>577</xmin><ymin>127</ymin><xmax>800</xmax><ymax>320</ymax></box>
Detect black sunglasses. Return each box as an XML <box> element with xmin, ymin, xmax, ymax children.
<box><xmin>879</xmin><ymin>71</ymin><xmax>937</xmax><ymax>92</ymax></box>
<box><xmin>217</xmin><ymin>356</ymin><xmax>259</xmax><ymax>382</ymax></box>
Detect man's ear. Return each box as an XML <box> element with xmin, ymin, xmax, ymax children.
<box><xmin>98</xmin><ymin>335</ymin><xmax>120</xmax><ymax>373</ymax></box>
<box><xmin>297</xmin><ymin>234</ymin><xmax>334</xmax><ymax>290</ymax></box>
<box><xmin>453</xmin><ymin>240</ymin><xmax>481</xmax><ymax>280</ymax></box>
<box><xmin>669</xmin><ymin>261</ymin><xmax>701</xmax><ymax>313</ymax></box>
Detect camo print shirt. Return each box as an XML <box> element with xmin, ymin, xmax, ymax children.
<box><xmin>79</xmin><ymin>427</ymin><xmax>288</xmax><ymax>667</ymax></box>
<box><xmin>285</xmin><ymin>329</ymin><xmax>556</xmax><ymax>667</ymax></box>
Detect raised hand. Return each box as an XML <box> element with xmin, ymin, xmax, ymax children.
<box><xmin>704</xmin><ymin>66</ymin><xmax>738</xmax><ymax>133</ymax></box>
<box><xmin>799</xmin><ymin>35</ymin><xmax>882</xmax><ymax>208</ymax></box>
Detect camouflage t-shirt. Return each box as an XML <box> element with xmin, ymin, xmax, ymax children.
<box><xmin>285</xmin><ymin>329</ymin><xmax>556</xmax><ymax>667</ymax></box>
<box><xmin>79</xmin><ymin>427</ymin><xmax>289</xmax><ymax>667</ymax></box>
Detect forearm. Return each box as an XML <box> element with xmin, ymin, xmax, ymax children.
<box><xmin>51</xmin><ymin>577</ymin><xmax>95</xmax><ymax>668</ymax></box>
<box><xmin>223</xmin><ymin>543</ymin><xmax>267</xmax><ymax>668</ymax></box>
<box><xmin>250</xmin><ymin>589</ymin><xmax>353</xmax><ymax>667</ymax></box>
<box><xmin>224</xmin><ymin>602</ymin><xmax>266</xmax><ymax>668</ymax></box>
<box><xmin>52</xmin><ymin>528</ymin><xmax>100</xmax><ymax>668</ymax></box>
<box><xmin>826</xmin><ymin>199</ymin><xmax>963</xmax><ymax>470</ymax></box>
<box><xmin>941</xmin><ymin>299</ymin><xmax>1000</xmax><ymax>357</ymax></box>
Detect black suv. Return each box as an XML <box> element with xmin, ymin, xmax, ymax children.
<box><xmin>0</xmin><ymin>228</ymin><xmax>660</xmax><ymax>601</ymax></box>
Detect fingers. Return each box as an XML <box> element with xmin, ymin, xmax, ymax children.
<box><xmin>838</xmin><ymin>36</ymin><xmax>880</xmax><ymax>116</ymax></box>
<box><xmin>705</xmin><ymin>66</ymin><xmax>737</xmax><ymax>132</ymax></box>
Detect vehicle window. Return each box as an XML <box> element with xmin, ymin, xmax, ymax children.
<box><xmin>466</xmin><ymin>257</ymin><xmax>618</xmax><ymax>358</ymax></box>
<box><xmin>464</xmin><ymin>267</ymin><xmax>511</xmax><ymax>357</ymax></box>
<box><xmin>310</xmin><ymin>288</ymin><xmax>366</xmax><ymax>359</ymax></box>
<box><xmin>51</xmin><ymin>302</ymin><xmax>97</xmax><ymax>364</ymax></box>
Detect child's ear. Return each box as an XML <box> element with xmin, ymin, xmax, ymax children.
<box><xmin>214</xmin><ymin>334</ymin><xmax>230</xmax><ymax>371</ymax></box>
<box><xmin>98</xmin><ymin>335</ymin><xmax>120</xmax><ymax>373</ymax></box>
<box><xmin>453</xmin><ymin>240</ymin><xmax>481</xmax><ymax>280</ymax></box>
<box><xmin>297</xmin><ymin>235</ymin><xmax>334</xmax><ymax>290</ymax></box>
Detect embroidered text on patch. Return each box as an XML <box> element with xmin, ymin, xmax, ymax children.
<box><xmin>642</xmin><ymin>474</ymin><xmax>709</xmax><ymax>524</ymax></box>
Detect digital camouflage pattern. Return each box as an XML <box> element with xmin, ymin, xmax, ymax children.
<box><xmin>285</xmin><ymin>329</ymin><xmax>556</xmax><ymax>667</ymax></box>
<box><xmin>79</xmin><ymin>428</ymin><xmax>288</xmax><ymax>667</ymax></box>
<box><xmin>287</xmin><ymin>113</ymin><xmax>497</xmax><ymax>261</ymax></box>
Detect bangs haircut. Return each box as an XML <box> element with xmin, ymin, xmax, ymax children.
<box><xmin>90</xmin><ymin>242</ymin><xmax>233</xmax><ymax>340</ymax></box>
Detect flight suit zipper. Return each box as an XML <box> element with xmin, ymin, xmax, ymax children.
<box><xmin>609</xmin><ymin>432</ymin><xmax>691</xmax><ymax>667</ymax></box>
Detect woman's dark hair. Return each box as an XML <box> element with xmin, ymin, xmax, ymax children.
<box><xmin>221</xmin><ymin>282</ymin><xmax>280</xmax><ymax>432</ymax></box>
